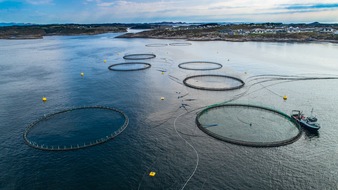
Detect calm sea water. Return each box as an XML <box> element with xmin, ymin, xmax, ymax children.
<box><xmin>1</xmin><ymin>32</ymin><xmax>338</xmax><ymax>190</ymax></box>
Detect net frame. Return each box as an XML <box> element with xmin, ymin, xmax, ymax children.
<box><xmin>23</xmin><ymin>106</ymin><xmax>129</xmax><ymax>151</ymax></box>
<box><xmin>178</xmin><ymin>61</ymin><xmax>223</xmax><ymax>71</ymax></box>
<box><xmin>195</xmin><ymin>103</ymin><xmax>302</xmax><ymax>147</ymax></box>
<box><xmin>183</xmin><ymin>74</ymin><xmax>245</xmax><ymax>91</ymax></box>
<box><xmin>108</xmin><ymin>62</ymin><xmax>151</xmax><ymax>71</ymax></box>
<box><xmin>169</xmin><ymin>42</ymin><xmax>192</xmax><ymax>46</ymax></box>
<box><xmin>145</xmin><ymin>43</ymin><xmax>168</xmax><ymax>47</ymax></box>
<box><xmin>123</xmin><ymin>53</ymin><xmax>156</xmax><ymax>60</ymax></box>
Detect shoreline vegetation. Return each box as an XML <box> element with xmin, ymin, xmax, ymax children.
<box><xmin>1</xmin><ymin>22</ymin><xmax>337</xmax><ymax>43</ymax></box>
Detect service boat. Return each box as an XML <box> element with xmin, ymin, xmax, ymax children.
<box><xmin>291</xmin><ymin>110</ymin><xmax>320</xmax><ymax>131</ymax></box>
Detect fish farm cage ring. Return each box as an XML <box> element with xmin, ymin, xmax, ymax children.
<box><xmin>123</xmin><ymin>53</ymin><xmax>156</xmax><ymax>60</ymax></box>
<box><xmin>196</xmin><ymin>104</ymin><xmax>302</xmax><ymax>147</ymax></box>
<box><xmin>108</xmin><ymin>62</ymin><xmax>151</xmax><ymax>71</ymax></box>
<box><xmin>178</xmin><ymin>61</ymin><xmax>223</xmax><ymax>71</ymax></box>
<box><xmin>183</xmin><ymin>74</ymin><xmax>245</xmax><ymax>91</ymax></box>
<box><xmin>23</xmin><ymin>106</ymin><xmax>129</xmax><ymax>151</ymax></box>
<box><xmin>169</xmin><ymin>42</ymin><xmax>192</xmax><ymax>46</ymax></box>
<box><xmin>145</xmin><ymin>43</ymin><xmax>168</xmax><ymax>47</ymax></box>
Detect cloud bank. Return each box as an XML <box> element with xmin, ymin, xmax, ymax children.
<box><xmin>0</xmin><ymin>0</ymin><xmax>337</xmax><ymax>23</ymax></box>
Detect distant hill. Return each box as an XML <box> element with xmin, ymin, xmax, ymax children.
<box><xmin>0</xmin><ymin>24</ymin><xmax>127</xmax><ymax>39</ymax></box>
<box><xmin>0</xmin><ymin>23</ymin><xmax>34</xmax><ymax>27</ymax></box>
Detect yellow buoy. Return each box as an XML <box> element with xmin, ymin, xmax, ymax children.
<box><xmin>104</xmin><ymin>60</ymin><xmax>107</xmax><ymax>63</ymax></box>
<box><xmin>42</xmin><ymin>97</ymin><xmax>47</xmax><ymax>102</ymax></box>
<box><xmin>80</xmin><ymin>72</ymin><xmax>84</xmax><ymax>77</ymax></box>
<box><xmin>160</xmin><ymin>97</ymin><xmax>165</xmax><ymax>100</ymax></box>
<box><xmin>161</xmin><ymin>72</ymin><xmax>164</xmax><ymax>75</ymax></box>
<box><xmin>149</xmin><ymin>171</ymin><xmax>156</xmax><ymax>177</ymax></box>
<box><xmin>283</xmin><ymin>95</ymin><xmax>288</xmax><ymax>101</ymax></box>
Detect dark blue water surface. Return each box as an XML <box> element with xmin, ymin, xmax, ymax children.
<box><xmin>1</xmin><ymin>32</ymin><xmax>338</xmax><ymax>190</ymax></box>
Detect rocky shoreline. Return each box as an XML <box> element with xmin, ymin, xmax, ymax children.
<box><xmin>118</xmin><ymin>34</ymin><xmax>338</xmax><ymax>44</ymax></box>
<box><xmin>117</xmin><ymin>33</ymin><xmax>329</xmax><ymax>43</ymax></box>
<box><xmin>117</xmin><ymin>23</ymin><xmax>338</xmax><ymax>43</ymax></box>
<box><xmin>187</xmin><ymin>37</ymin><xmax>338</xmax><ymax>43</ymax></box>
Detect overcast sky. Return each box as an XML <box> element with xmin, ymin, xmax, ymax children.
<box><xmin>1</xmin><ymin>0</ymin><xmax>338</xmax><ymax>24</ymax></box>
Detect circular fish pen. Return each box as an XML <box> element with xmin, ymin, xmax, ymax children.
<box><xmin>145</xmin><ymin>43</ymin><xmax>168</xmax><ymax>47</ymax></box>
<box><xmin>169</xmin><ymin>42</ymin><xmax>192</xmax><ymax>46</ymax></box>
<box><xmin>123</xmin><ymin>53</ymin><xmax>156</xmax><ymax>60</ymax></box>
<box><xmin>183</xmin><ymin>74</ymin><xmax>245</xmax><ymax>91</ymax></box>
<box><xmin>23</xmin><ymin>106</ymin><xmax>129</xmax><ymax>151</ymax></box>
<box><xmin>196</xmin><ymin>104</ymin><xmax>302</xmax><ymax>147</ymax></box>
<box><xmin>108</xmin><ymin>62</ymin><xmax>151</xmax><ymax>71</ymax></box>
<box><xmin>178</xmin><ymin>61</ymin><xmax>222</xmax><ymax>71</ymax></box>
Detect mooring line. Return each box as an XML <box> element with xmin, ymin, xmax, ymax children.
<box><xmin>173</xmin><ymin>111</ymin><xmax>199</xmax><ymax>190</ymax></box>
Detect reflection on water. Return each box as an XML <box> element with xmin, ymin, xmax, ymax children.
<box><xmin>0</xmin><ymin>33</ymin><xmax>338</xmax><ymax>189</ymax></box>
<box><xmin>304</xmin><ymin>129</ymin><xmax>320</xmax><ymax>139</ymax></box>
